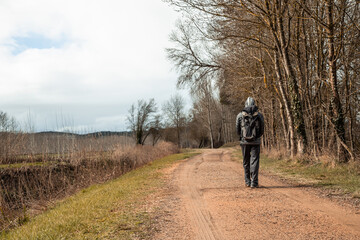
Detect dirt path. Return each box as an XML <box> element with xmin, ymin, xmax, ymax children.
<box><xmin>152</xmin><ymin>149</ymin><xmax>360</xmax><ymax>240</ymax></box>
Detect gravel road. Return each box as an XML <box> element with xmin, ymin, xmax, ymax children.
<box><xmin>152</xmin><ymin>149</ymin><xmax>360</xmax><ymax>240</ymax></box>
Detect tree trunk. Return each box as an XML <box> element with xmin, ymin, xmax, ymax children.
<box><xmin>270</xmin><ymin>98</ymin><xmax>276</xmax><ymax>148</ymax></box>
<box><xmin>278</xmin><ymin>98</ymin><xmax>289</xmax><ymax>151</ymax></box>
<box><xmin>275</xmin><ymin>51</ymin><xmax>295</xmax><ymax>157</ymax></box>
<box><xmin>276</xmin><ymin>1</ymin><xmax>307</xmax><ymax>154</ymax></box>
<box><xmin>177</xmin><ymin>124</ymin><xmax>181</xmax><ymax>148</ymax></box>
<box><xmin>206</xmin><ymin>97</ymin><xmax>214</xmax><ymax>149</ymax></box>
<box><xmin>325</xmin><ymin>0</ymin><xmax>347</xmax><ymax>162</ymax></box>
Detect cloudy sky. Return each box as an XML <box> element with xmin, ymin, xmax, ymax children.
<box><xmin>0</xmin><ymin>0</ymin><xmax>187</xmax><ymax>132</ymax></box>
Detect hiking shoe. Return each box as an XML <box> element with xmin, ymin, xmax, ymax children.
<box><xmin>245</xmin><ymin>183</ymin><xmax>251</xmax><ymax>187</ymax></box>
<box><xmin>250</xmin><ymin>184</ymin><xmax>259</xmax><ymax>188</ymax></box>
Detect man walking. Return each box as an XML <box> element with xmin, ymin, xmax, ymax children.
<box><xmin>236</xmin><ymin>97</ymin><xmax>264</xmax><ymax>188</ymax></box>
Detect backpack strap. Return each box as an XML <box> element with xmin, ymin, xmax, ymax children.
<box><xmin>242</xmin><ymin>110</ymin><xmax>258</xmax><ymax>118</ymax></box>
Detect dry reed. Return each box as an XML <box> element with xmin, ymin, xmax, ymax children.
<box><xmin>0</xmin><ymin>141</ymin><xmax>178</xmax><ymax>231</ymax></box>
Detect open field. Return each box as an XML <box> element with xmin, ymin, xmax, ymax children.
<box><xmin>0</xmin><ymin>131</ymin><xmax>134</xmax><ymax>164</ymax></box>
<box><xmin>0</xmin><ymin>139</ymin><xmax>178</xmax><ymax>232</ymax></box>
<box><xmin>1</xmin><ymin>151</ymin><xmax>199</xmax><ymax>239</ymax></box>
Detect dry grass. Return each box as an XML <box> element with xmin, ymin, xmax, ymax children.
<box><xmin>0</xmin><ymin>133</ymin><xmax>134</xmax><ymax>164</ymax></box>
<box><xmin>258</xmin><ymin>151</ymin><xmax>360</xmax><ymax>198</ymax></box>
<box><xmin>262</xmin><ymin>147</ymin><xmax>289</xmax><ymax>160</ymax></box>
<box><xmin>112</xmin><ymin>141</ymin><xmax>179</xmax><ymax>168</ymax></box>
<box><xmin>0</xmin><ymin>141</ymin><xmax>178</xmax><ymax>232</ymax></box>
<box><xmin>2</xmin><ymin>150</ymin><xmax>198</xmax><ymax>239</ymax></box>
<box><xmin>233</xmin><ymin>147</ymin><xmax>360</xmax><ymax>199</ymax></box>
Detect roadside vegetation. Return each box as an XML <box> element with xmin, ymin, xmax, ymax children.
<box><xmin>233</xmin><ymin>148</ymin><xmax>360</xmax><ymax>198</ymax></box>
<box><xmin>0</xmin><ymin>142</ymin><xmax>178</xmax><ymax>232</ymax></box>
<box><xmin>1</xmin><ymin>151</ymin><xmax>198</xmax><ymax>239</ymax></box>
<box><xmin>262</xmin><ymin>154</ymin><xmax>360</xmax><ymax>198</ymax></box>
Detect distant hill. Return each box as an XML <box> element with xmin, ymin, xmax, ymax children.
<box><xmin>35</xmin><ymin>131</ymin><xmax>132</xmax><ymax>138</ymax></box>
<box><xmin>82</xmin><ymin>131</ymin><xmax>132</xmax><ymax>138</ymax></box>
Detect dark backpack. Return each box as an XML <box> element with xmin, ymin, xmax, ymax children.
<box><xmin>241</xmin><ymin>110</ymin><xmax>260</xmax><ymax>142</ymax></box>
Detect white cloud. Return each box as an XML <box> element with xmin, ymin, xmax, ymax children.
<box><xmin>0</xmin><ymin>0</ymin><xmax>189</xmax><ymax>131</ymax></box>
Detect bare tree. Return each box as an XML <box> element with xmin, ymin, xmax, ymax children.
<box><xmin>191</xmin><ymin>81</ymin><xmax>222</xmax><ymax>149</ymax></box>
<box><xmin>166</xmin><ymin>20</ymin><xmax>221</xmax><ymax>89</ymax></box>
<box><xmin>0</xmin><ymin>111</ymin><xmax>23</xmax><ymax>160</ymax></box>
<box><xmin>166</xmin><ymin>0</ymin><xmax>360</xmax><ymax>161</ymax></box>
<box><xmin>127</xmin><ymin>99</ymin><xmax>157</xmax><ymax>145</ymax></box>
<box><xmin>149</xmin><ymin>114</ymin><xmax>163</xmax><ymax>146</ymax></box>
<box><xmin>0</xmin><ymin>111</ymin><xmax>18</xmax><ymax>132</ymax></box>
<box><xmin>162</xmin><ymin>94</ymin><xmax>186</xmax><ymax>147</ymax></box>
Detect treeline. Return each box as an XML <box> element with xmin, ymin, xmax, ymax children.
<box><xmin>126</xmin><ymin>95</ymin><xmax>238</xmax><ymax>149</ymax></box>
<box><xmin>163</xmin><ymin>0</ymin><xmax>359</xmax><ymax>162</ymax></box>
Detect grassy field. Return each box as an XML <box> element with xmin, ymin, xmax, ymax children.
<box><xmin>1</xmin><ymin>151</ymin><xmax>199</xmax><ymax>240</ymax></box>
<box><xmin>233</xmin><ymin>148</ymin><xmax>360</xmax><ymax>198</ymax></box>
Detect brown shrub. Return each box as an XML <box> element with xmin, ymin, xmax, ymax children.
<box><xmin>317</xmin><ymin>152</ymin><xmax>337</xmax><ymax>168</ymax></box>
<box><xmin>112</xmin><ymin>142</ymin><xmax>178</xmax><ymax>167</ymax></box>
<box><xmin>263</xmin><ymin>147</ymin><xmax>289</xmax><ymax>160</ymax></box>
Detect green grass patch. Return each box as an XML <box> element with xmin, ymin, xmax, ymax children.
<box><xmin>1</xmin><ymin>151</ymin><xmax>199</xmax><ymax>240</ymax></box>
<box><xmin>0</xmin><ymin>162</ymin><xmax>51</xmax><ymax>169</ymax></box>
<box><xmin>232</xmin><ymin>149</ymin><xmax>360</xmax><ymax>197</ymax></box>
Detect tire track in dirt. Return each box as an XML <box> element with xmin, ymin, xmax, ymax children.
<box><xmin>153</xmin><ymin>149</ymin><xmax>360</xmax><ymax>240</ymax></box>
<box><xmin>178</xmin><ymin>154</ymin><xmax>223</xmax><ymax>240</ymax></box>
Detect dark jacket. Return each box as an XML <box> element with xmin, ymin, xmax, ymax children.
<box><xmin>236</xmin><ymin>105</ymin><xmax>264</xmax><ymax>145</ymax></box>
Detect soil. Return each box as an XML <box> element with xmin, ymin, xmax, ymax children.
<box><xmin>151</xmin><ymin>148</ymin><xmax>360</xmax><ymax>240</ymax></box>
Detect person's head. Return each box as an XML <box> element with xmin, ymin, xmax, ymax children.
<box><xmin>245</xmin><ymin>97</ymin><xmax>256</xmax><ymax>107</ymax></box>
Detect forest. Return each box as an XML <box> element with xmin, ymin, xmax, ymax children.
<box><xmin>162</xmin><ymin>0</ymin><xmax>359</xmax><ymax>163</ymax></box>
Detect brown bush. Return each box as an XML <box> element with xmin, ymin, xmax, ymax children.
<box><xmin>263</xmin><ymin>147</ymin><xmax>289</xmax><ymax>160</ymax></box>
<box><xmin>112</xmin><ymin>141</ymin><xmax>179</xmax><ymax>167</ymax></box>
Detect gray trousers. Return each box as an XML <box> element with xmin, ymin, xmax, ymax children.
<box><xmin>241</xmin><ymin>144</ymin><xmax>260</xmax><ymax>186</ymax></box>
